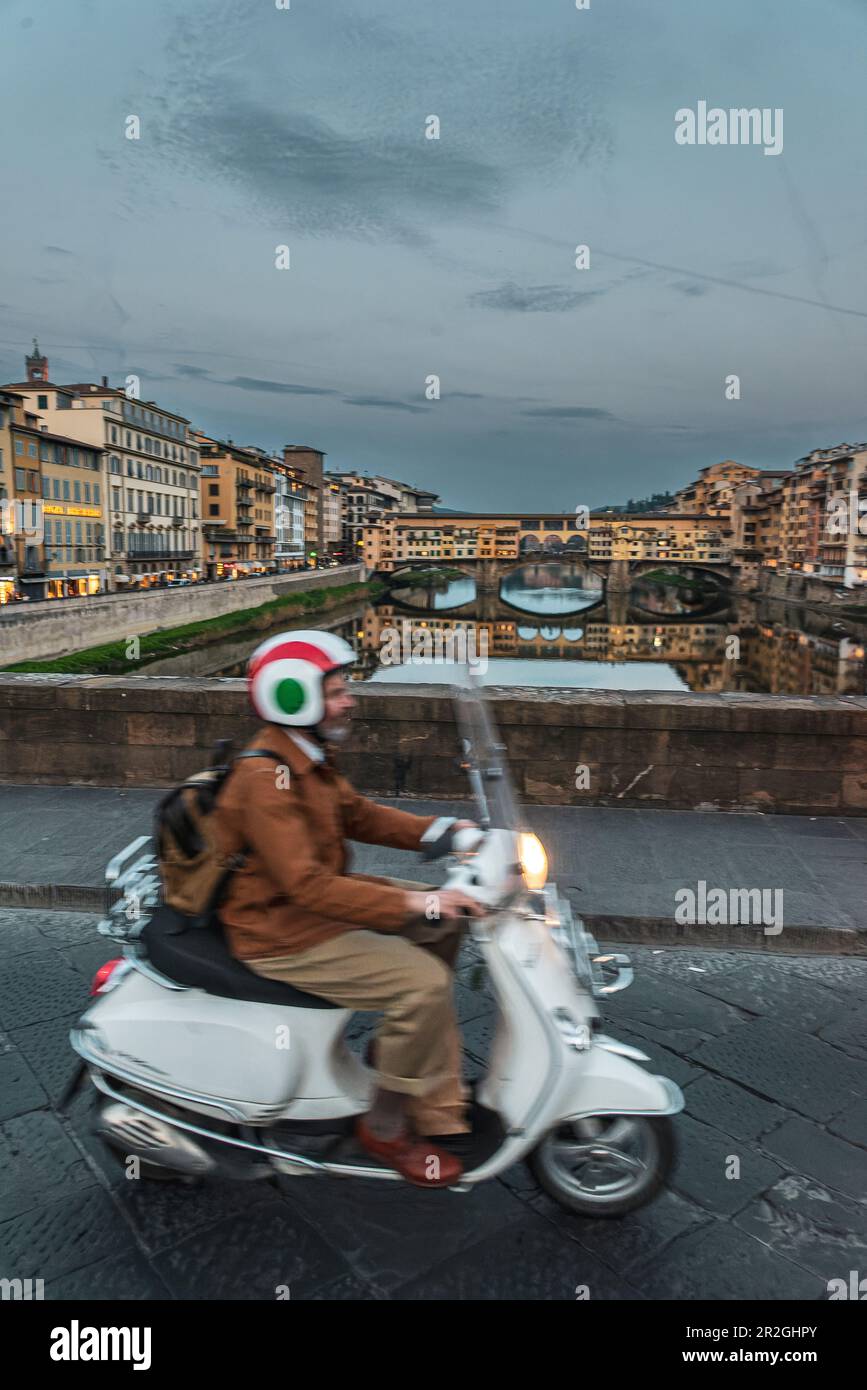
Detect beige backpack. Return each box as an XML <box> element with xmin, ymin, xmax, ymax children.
<box><xmin>154</xmin><ymin>740</ymin><xmax>283</xmax><ymax>925</ymax></box>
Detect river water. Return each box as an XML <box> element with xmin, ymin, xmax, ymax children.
<box><xmin>143</xmin><ymin>563</ymin><xmax>867</xmax><ymax>697</ymax></box>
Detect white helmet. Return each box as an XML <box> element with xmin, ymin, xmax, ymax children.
<box><xmin>247</xmin><ymin>629</ymin><xmax>356</xmax><ymax>727</ymax></box>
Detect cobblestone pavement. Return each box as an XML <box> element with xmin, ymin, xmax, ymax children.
<box><xmin>0</xmin><ymin>908</ymin><xmax>865</xmax><ymax>1300</ymax></box>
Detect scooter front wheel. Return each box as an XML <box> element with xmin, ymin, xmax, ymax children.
<box><xmin>528</xmin><ymin>1114</ymin><xmax>676</xmax><ymax>1218</ymax></box>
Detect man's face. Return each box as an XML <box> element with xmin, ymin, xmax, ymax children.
<box><xmin>319</xmin><ymin>671</ymin><xmax>356</xmax><ymax>742</ymax></box>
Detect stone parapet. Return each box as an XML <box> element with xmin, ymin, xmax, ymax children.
<box><xmin>0</xmin><ymin>677</ymin><xmax>865</xmax><ymax>815</ymax></box>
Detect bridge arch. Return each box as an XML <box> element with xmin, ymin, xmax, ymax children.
<box><xmin>629</xmin><ymin>561</ymin><xmax>732</xmax><ymax>586</ymax></box>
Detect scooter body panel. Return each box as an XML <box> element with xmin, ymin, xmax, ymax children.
<box><xmin>464</xmin><ymin>912</ymin><xmax>682</xmax><ymax>1182</ymax></box>
<box><xmin>76</xmin><ymin>964</ymin><xmax>371</xmax><ymax>1120</ymax></box>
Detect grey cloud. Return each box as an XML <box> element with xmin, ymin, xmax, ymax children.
<box><xmin>343</xmin><ymin>396</ymin><xmax>429</xmax><ymax>415</ymax></box>
<box><xmin>519</xmin><ymin>406</ymin><xmax>616</xmax><ymax>420</ymax></box>
<box><xmin>151</xmin><ymin>94</ymin><xmax>503</xmax><ymax>245</ymax></box>
<box><xmin>226</xmin><ymin>376</ymin><xmax>339</xmax><ymax>397</ymax></box>
<box><xmin>671</xmin><ymin>282</ymin><xmax>708</xmax><ymax>298</ymax></box>
<box><xmin>152</xmin><ymin>5</ymin><xmax>610</xmax><ymax>246</ymax></box>
<box><xmin>469</xmin><ymin>283</ymin><xmax>606</xmax><ymax>313</ymax></box>
<box><xmin>172</xmin><ymin>364</ymin><xmax>213</xmax><ymax>379</ymax></box>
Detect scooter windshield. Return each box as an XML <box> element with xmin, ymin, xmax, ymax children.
<box><xmin>452</xmin><ymin>675</ymin><xmax>522</xmax><ymax>833</ymax></box>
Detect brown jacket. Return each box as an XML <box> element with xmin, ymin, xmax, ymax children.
<box><xmin>213</xmin><ymin>724</ymin><xmax>437</xmax><ymax>959</ymax></box>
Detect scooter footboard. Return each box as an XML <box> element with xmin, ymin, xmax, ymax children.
<box><xmin>558</xmin><ymin>1044</ymin><xmax>684</xmax><ymax>1122</ymax></box>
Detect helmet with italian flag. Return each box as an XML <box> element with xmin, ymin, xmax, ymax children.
<box><xmin>247</xmin><ymin>629</ymin><xmax>356</xmax><ymax>727</ymax></box>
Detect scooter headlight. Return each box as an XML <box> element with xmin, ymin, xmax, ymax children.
<box><xmin>518</xmin><ymin>832</ymin><xmax>548</xmax><ymax>891</ymax></box>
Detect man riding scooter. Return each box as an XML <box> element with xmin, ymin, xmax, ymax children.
<box><xmin>213</xmin><ymin>629</ymin><xmax>486</xmax><ymax>1187</ymax></box>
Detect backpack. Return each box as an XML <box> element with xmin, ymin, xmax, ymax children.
<box><xmin>154</xmin><ymin>739</ymin><xmax>283</xmax><ymax>927</ymax></box>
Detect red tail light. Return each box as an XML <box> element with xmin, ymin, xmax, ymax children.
<box><xmin>90</xmin><ymin>959</ymin><xmax>125</xmax><ymax>996</ymax></box>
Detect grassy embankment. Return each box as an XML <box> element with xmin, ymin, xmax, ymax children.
<box><xmin>3</xmin><ymin>579</ymin><xmax>382</xmax><ymax>676</ymax></box>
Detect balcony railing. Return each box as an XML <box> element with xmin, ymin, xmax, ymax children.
<box><xmin>126</xmin><ymin>549</ymin><xmax>195</xmax><ymax>561</ymax></box>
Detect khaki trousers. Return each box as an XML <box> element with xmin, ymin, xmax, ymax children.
<box><xmin>246</xmin><ymin>878</ymin><xmax>470</xmax><ymax>1134</ymax></box>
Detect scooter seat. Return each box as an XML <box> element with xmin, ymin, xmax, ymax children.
<box><xmin>141</xmin><ymin>905</ymin><xmax>341</xmax><ymax>1009</ymax></box>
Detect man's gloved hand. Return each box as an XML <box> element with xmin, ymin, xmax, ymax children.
<box><xmin>406</xmin><ymin>888</ymin><xmax>487</xmax><ymax>921</ymax></box>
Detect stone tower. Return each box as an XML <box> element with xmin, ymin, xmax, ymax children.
<box><xmin>25</xmin><ymin>338</ymin><xmax>48</xmax><ymax>382</ymax></box>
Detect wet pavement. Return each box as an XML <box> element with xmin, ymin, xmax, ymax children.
<box><xmin>0</xmin><ymin>906</ymin><xmax>864</xmax><ymax>1300</ymax></box>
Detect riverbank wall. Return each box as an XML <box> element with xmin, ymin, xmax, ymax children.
<box><xmin>0</xmin><ymin>565</ymin><xmax>365</xmax><ymax>666</ymax></box>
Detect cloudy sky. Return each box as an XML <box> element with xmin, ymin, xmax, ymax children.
<box><xmin>1</xmin><ymin>0</ymin><xmax>866</xmax><ymax>510</ymax></box>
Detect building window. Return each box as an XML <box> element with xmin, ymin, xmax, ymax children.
<box><xmin>37</xmin><ymin>394</ymin><xmax>48</xmax><ymax>409</ymax></box>
<box><xmin>209</xmin><ymin>504</ymin><xmax>220</xmax><ymax>516</ymax></box>
<box><xmin>15</xmin><ymin>440</ymin><xmax>23</xmax><ymax>455</ymax></box>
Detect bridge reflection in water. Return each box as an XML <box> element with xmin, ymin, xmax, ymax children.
<box><xmin>352</xmin><ymin>562</ymin><xmax>867</xmax><ymax>696</ymax></box>
<box><xmin>151</xmin><ymin>561</ymin><xmax>867</xmax><ymax>697</ymax></box>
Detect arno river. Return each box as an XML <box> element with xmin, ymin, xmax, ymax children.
<box><xmin>144</xmin><ymin>563</ymin><xmax>867</xmax><ymax>697</ymax></box>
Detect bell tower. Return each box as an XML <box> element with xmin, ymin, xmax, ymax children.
<box><xmin>25</xmin><ymin>338</ymin><xmax>48</xmax><ymax>382</ymax></box>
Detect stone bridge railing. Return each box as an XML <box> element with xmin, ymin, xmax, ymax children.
<box><xmin>0</xmin><ymin>676</ymin><xmax>863</xmax><ymax>816</ymax></box>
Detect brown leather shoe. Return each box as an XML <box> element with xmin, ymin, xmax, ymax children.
<box><xmin>356</xmin><ymin>1119</ymin><xmax>464</xmax><ymax>1187</ymax></box>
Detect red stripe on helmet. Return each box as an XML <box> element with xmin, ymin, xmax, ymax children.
<box><xmin>248</xmin><ymin>640</ymin><xmax>336</xmax><ymax>682</ymax></box>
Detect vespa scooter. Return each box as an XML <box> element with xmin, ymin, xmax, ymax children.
<box><xmin>68</xmin><ymin>680</ymin><xmax>682</xmax><ymax>1216</ymax></box>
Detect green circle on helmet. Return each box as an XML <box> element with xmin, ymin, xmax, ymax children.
<box><xmin>275</xmin><ymin>677</ymin><xmax>305</xmax><ymax>715</ymax></box>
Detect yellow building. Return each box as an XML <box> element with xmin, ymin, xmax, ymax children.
<box><xmin>2</xmin><ymin>345</ymin><xmax>202</xmax><ymax>590</ymax></box>
<box><xmin>0</xmin><ymin>389</ymin><xmax>105</xmax><ymax>600</ymax></box>
<box><xmin>361</xmin><ymin>512</ymin><xmax>730</xmax><ymax>572</ymax></box>
<box><xmin>0</xmin><ymin>390</ymin><xmax>18</xmax><ymax>602</ymax></box>
<box><xmin>673</xmin><ymin>461</ymin><xmax>763</xmax><ymax>516</ymax></box>
<box><xmin>194</xmin><ymin>433</ymin><xmax>277</xmax><ymax>579</ymax></box>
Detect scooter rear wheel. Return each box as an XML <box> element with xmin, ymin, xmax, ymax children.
<box><xmin>528</xmin><ymin>1114</ymin><xmax>676</xmax><ymax>1217</ymax></box>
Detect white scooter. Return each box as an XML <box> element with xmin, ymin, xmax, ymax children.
<box><xmin>67</xmin><ymin>681</ymin><xmax>682</xmax><ymax>1217</ymax></box>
